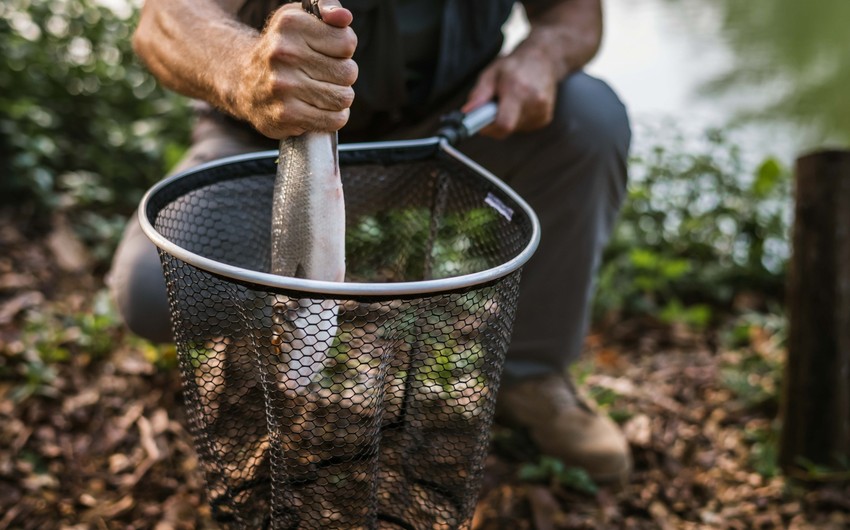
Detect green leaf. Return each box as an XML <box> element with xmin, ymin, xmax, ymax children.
<box><xmin>629</xmin><ymin>248</ymin><xmax>659</xmax><ymax>270</ymax></box>
<box><xmin>752</xmin><ymin>157</ymin><xmax>783</xmax><ymax>197</ymax></box>
<box><xmin>555</xmin><ymin>466</ymin><xmax>599</xmax><ymax>495</ymax></box>
<box><xmin>659</xmin><ymin>258</ymin><xmax>691</xmax><ymax>280</ymax></box>
<box><xmin>660</xmin><ymin>301</ymin><xmax>713</xmax><ymax>329</ymax></box>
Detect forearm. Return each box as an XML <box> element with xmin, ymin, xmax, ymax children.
<box><xmin>519</xmin><ymin>0</ymin><xmax>602</xmax><ymax>79</ymax></box>
<box><xmin>133</xmin><ymin>0</ymin><xmax>257</xmax><ymax>118</ymax></box>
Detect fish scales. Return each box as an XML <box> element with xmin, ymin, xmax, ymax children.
<box><xmin>270</xmin><ymin>132</ymin><xmax>345</xmax><ymax>388</ymax></box>
<box><xmin>271</xmin><ymin>132</ymin><xmax>345</xmax><ymax>281</ymax></box>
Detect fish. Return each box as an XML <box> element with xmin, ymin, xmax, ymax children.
<box><xmin>270</xmin><ymin>132</ymin><xmax>345</xmax><ymax>388</ymax></box>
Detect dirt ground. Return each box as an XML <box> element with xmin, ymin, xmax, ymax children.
<box><xmin>1</xmin><ymin>214</ymin><xmax>848</xmax><ymax>530</ymax></box>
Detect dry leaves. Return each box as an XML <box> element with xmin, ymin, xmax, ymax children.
<box><xmin>1</xmin><ymin>215</ymin><xmax>848</xmax><ymax>529</ymax></box>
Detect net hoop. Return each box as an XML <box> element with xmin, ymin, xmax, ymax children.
<box><xmin>139</xmin><ymin>137</ymin><xmax>540</xmax><ymax>297</ymax></box>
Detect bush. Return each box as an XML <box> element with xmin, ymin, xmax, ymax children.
<box><xmin>594</xmin><ymin>125</ymin><xmax>792</xmax><ymax>324</ymax></box>
<box><xmin>0</xmin><ymin>0</ymin><xmax>191</xmax><ymax>221</ymax></box>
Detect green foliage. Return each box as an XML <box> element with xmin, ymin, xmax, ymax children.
<box><xmin>586</xmin><ymin>385</ymin><xmax>620</xmax><ymax>409</ymax></box>
<box><xmin>346</xmin><ymin>206</ymin><xmax>501</xmax><ymax>282</ymax></box>
<box><xmin>743</xmin><ymin>422</ymin><xmax>781</xmax><ymax>479</ymax></box>
<box><xmin>132</xmin><ymin>337</ymin><xmax>178</xmax><ymax>370</ymax></box>
<box><xmin>719</xmin><ymin>311</ymin><xmax>785</xmax><ymax>411</ymax></box>
<box><xmin>792</xmin><ymin>456</ymin><xmax>850</xmax><ymax>483</ymax></box>
<box><xmin>7</xmin><ymin>290</ymin><xmax>122</xmax><ymax>400</ymax></box>
<box><xmin>23</xmin><ymin>290</ymin><xmax>121</xmax><ymax>362</ymax></box>
<box><xmin>7</xmin><ymin>289</ymin><xmax>176</xmax><ymax>399</ymax></box>
<box><xmin>518</xmin><ymin>456</ymin><xmax>599</xmax><ymax>495</ymax></box>
<box><xmin>695</xmin><ymin>0</ymin><xmax>850</xmax><ymax>144</ymax></box>
<box><xmin>0</xmin><ymin>0</ymin><xmax>191</xmax><ymax>225</ymax></box>
<box><xmin>595</xmin><ymin>127</ymin><xmax>792</xmax><ymax>322</ymax></box>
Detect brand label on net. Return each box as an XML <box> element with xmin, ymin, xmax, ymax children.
<box><xmin>485</xmin><ymin>192</ymin><xmax>514</xmax><ymax>222</ymax></box>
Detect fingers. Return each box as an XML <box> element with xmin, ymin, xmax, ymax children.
<box><xmin>299</xmin><ymin>80</ymin><xmax>355</xmax><ymax>112</ymax></box>
<box><xmin>316</xmin><ymin>0</ymin><xmax>353</xmax><ymax>28</ymax></box>
<box><xmin>286</xmin><ymin>99</ymin><xmax>350</xmax><ymax>132</ymax></box>
<box><xmin>298</xmin><ymin>54</ymin><xmax>358</xmax><ymax>86</ymax></box>
<box><xmin>269</xmin><ymin>5</ymin><xmax>357</xmax><ymax>59</ymax></box>
<box><xmin>462</xmin><ymin>67</ymin><xmax>497</xmax><ymax>113</ymax></box>
<box><xmin>255</xmin><ymin>98</ymin><xmax>350</xmax><ymax>138</ymax></box>
<box><xmin>266</xmin><ymin>59</ymin><xmax>355</xmax><ymax>110</ymax></box>
<box><xmin>304</xmin><ymin>25</ymin><xmax>357</xmax><ymax>59</ymax></box>
<box><xmin>247</xmin><ymin>3</ymin><xmax>357</xmax><ymax>137</ymax></box>
<box><xmin>249</xmin><ymin>63</ymin><xmax>353</xmax><ymax>137</ymax></box>
<box><xmin>264</xmin><ymin>8</ymin><xmax>358</xmax><ymax>87</ymax></box>
<box><xmin>274</xmin><ymin>49</ymin><xmax>357</xmax><ymax>105</ymax></box>
<box><xmin>465</xmin><ymin>63</ymin><xmax>520</xmax><ymax>139</ymax></box>
<box><xmin>484</xmin><ymin>95</ymin><xmax>520</xmax><ymax>140</ymax></box>
<box><xmin>470</xmin><ymin>55</ymin><xmax>558</xmax><ymax>139</ymax></box>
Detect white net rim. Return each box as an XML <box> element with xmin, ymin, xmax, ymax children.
<box><xmin>138</xmin><ymin>138</ymin><xmax>541</xmax><ymax>297</ymax></box>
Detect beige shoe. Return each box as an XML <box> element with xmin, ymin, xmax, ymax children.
<box><xmin>496</xmin><ymin>373</ymin><xmax>632</xmax><ymax>484</ymax></box>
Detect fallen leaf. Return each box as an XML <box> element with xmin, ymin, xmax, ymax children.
<box><xmin>0</xmin><ymin>291</ymin><xmax>44</xmax><ymax>324</ymax></box>
<box><xmin>623</xmin><ymin>414</ymin><xmax>652</xmax><ymax>447</ymax></box>
<box><xmin>46</xmin><ymin>217</ymin><xmax>91</xmax><ymax>273</ymax></box>
<box><xmin>526</xmin><ymin>486</ymin><xmax>561</xmax><ymax>530</ymax></box>
<box><xmin>0</xmin><ymin>273</ymin><xmax>36</xmax><ymax>291</ymax></box>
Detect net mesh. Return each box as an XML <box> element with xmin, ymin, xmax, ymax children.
<box><xmin>145</xmin><ymin>144</ymin><xmax>535</xmax><ymax>529</ymax></box>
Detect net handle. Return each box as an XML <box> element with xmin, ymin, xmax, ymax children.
<box><xmin>437</xmin><ymin>102</ymin><xmax>499</xmax><ymax>145</ymax></box>
<box><xmin>460</xmin><ymin>102</ymin><xmax>499</xmax><ymax>137</ymax></box>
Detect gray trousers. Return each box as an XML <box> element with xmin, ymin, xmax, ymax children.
<box><xmin>109</xmin><ymin>72</ymin><xmax>630</xmax><ymax>381</ymax></box>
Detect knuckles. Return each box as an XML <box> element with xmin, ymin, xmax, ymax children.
<box><xmin>337</xmin><ymin>27</ymin><xmax>358</xmax><ymax>58</ymax></box>
<box><xmin>527</xmin><ymin>87</ymin><xmax>550</xmax><ymax>109</ymax></box>
<box><xmin>327</xmin><ymin>109</ymin><xmax>350</xmax><ymax>131</ymax></box>
<box><xmin>339</xmin><ymin>59</ymin><xmax>358</xmax><ymax>86</ymax></box>
<box><xmin>269</xmin><ymin>40</ymin><xmax>300</xmax><ymax>65</ymax></box>
<box><xmin>490</xmin><ymin>117</ymin><xmax>513</xmax><ymax>139</ymax></box>
<box><xmin>271</xmin><ymin>74</ymin><xmax>297</xmax><ymax>96</ymax></box>
<box><xmin>333</xmin><ymin>86</ymin><xmax>355</xmax><ymax>110</ymax></box>
<box><xmin>271</xmin><ymin>5</ymin><xmax>304</xmax><ymax>32</ymax></box>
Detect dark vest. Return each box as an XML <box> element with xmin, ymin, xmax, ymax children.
<box><xmin>234</xmin><ymin>0</ymin><xmax>517</xmax><ymax>137</ymax></box>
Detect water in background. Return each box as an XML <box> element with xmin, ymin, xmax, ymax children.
<box><xmin>507</xmin><ymin>0</ymin><xmax>848</xmax><ymax>164</ymax></box>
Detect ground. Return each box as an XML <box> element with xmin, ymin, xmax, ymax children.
<box><xmin>1</xmin><ymin>214</ymin><xmax>848</xmax><ymax>530</ymax></box>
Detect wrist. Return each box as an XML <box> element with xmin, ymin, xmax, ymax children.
<box><xmin>511</xmin><ymin>33</ymin><xmax>569</xmax><ymax>81</ymax></box>
<box><xmin>520</xmin><ymin>0</ymin><xmax>603</xmax><ymax>79</ymax></box>
<box><xmin>212</xmin><ymin>27</ymin><xmax>261</xmax><ymax>121</ymax></box>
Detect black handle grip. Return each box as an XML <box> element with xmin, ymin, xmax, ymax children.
<box><xmin>437</xmin><ymin>102</ymin><xmax>499</xmax><ymax>145</ymax></box>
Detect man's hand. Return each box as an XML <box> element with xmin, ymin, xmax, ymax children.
<box><xmin>462</xmin><ymin>47</ymin><xmax>559</xmax><ymax>140</ymax></box>
<box><xmin>133</xmin><ymin>0</ymin><xmax>357</xmax><ymax>139</ymax></box>
<box><xmin>234</xmin><ymin>0</ymin><xmax>358</xmax><ymax>138</ymax></box>
<box><xmin>462</xmin><ymin>0</ymin><xmax>602</xmax><ymax>139</ymax></box>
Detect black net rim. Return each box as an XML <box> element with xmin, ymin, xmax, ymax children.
<box><xmin>139</xmin><ymin>137</ymin><xmax>540</xmax><ymax>297</ymax></box>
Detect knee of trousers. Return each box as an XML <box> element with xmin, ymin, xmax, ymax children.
<box><xmin>108</xmin><ymin>216</ymin><xmax>174</xmax><ymax>343</ymax></box>
<box><xmin>547</xmin><ymin>72</ymin><xmax>632</xmax><ymax>213</ymax></box>
<box><xmin>108</xmin><ymin>116</ymin><xmax>275</xmax><ymax>343</ymax></box>
<box><xmin>555</xmin><ymin>72</ymin><xmax>631</xmax><ymax>162</ymax></box>
<box><xmin>510</xmin><ymin>73</ymin><xmax>631</xmax><ymax>244</ymax></box>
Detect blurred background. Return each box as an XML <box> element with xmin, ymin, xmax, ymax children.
<box><xmin>1</xmin><ymin>0</ymin><xmax>849</xmax><ymax>528</ymax></box>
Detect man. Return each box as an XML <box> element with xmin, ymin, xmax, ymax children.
<box><xmin>111</xmin><ymin>0</ymin><xmax>632</xmax><ymax>484</ymax></box>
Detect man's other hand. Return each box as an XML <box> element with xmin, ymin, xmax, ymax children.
<box><xmin>462</xmin><ymin>47</ymin><xmax>559</xmax><ymax>140</ymax></box>
<box><xmin>461</xmin><ymin>0</ymin><xmax>602</xmax><ymax>139</ymax></box>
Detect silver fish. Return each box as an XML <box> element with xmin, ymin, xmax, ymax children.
<box><xmin>270</xmin><ymin>132</ymin><xmax>345</xmax><ymax>388</ymax></box>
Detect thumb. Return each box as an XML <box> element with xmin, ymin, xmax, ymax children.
<box><xmin>316</xmin><ymin>0</ymin><xmax>353</xmax><ymax>27</ymax></box>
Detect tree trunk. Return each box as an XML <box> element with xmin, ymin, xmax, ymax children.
<box><xmin>780</xmin><ymin>149</ymin><xmax>850</xmax><ymax>476</ymax></box>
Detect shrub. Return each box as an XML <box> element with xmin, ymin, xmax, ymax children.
<box><xmin>595</xmin><ymin>125</ymin><xmax>792</xmax><ymax>324</ymax></box>
<box><xmin>0</xmin><ymin>0</ymin><xmax>191</xmax><ymax>220</ymax></box>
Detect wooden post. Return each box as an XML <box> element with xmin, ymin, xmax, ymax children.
<box><xmin>780</xmin><ymin>149</ymin><xmax>850</xmax><ymax>476</ymax></box>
